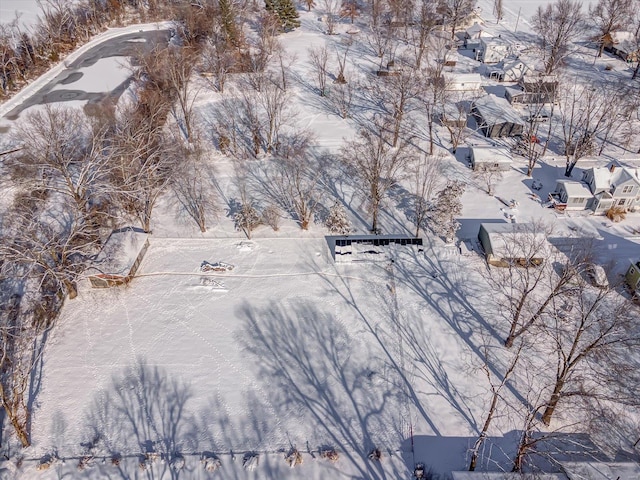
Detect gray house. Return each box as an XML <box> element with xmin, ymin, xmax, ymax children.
<box><xmin>471</xmin><ymin>94</ymin><xmax>525</xmax><ymax>138</ymax></box>
<box><xmin>582</xmin><ymin>164</ymin><xmax>640</xmax><ymax>213</ymax></box>
<box><xmin>550</xmin><ymin>180</ymin><xmax>593</xmax><ymax>211</ymax></box>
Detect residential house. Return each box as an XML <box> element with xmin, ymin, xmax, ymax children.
<box><xmin>625</xmin><ymin>260</ymin><xmax>640</xmax><ymax>296</ymax></box>
<box><xmin>477</xmin><ymin>36</ymin><xmax>510</xmax><ymax>64</ymax></box>
<box><xmin>550</xmin><ymin>180</ymin><xmax>593</xmax><ymax>210</ymax></box>
<box><xmin>582</xmin><ymin>163</ymin><xmax>640</xmax><ymax>213</ymax></box>
<box><xmin>462</xmin><ymin>22</ymin><xmax>484</xmax><ymax>49</ymax></box>
<box><xmin>469</xmin><ymin>146</ymin><xmax>513</xmax><ymax>171</ymax></box>
<box><xmin>505</xmin><ymin>74</ymin><xmax>559</xmax><ymax>104</ymax></box>
<box><xmin>489</xmin><ymin>58</ymin><xmax>531</xmax><ymax>82</ymax></box>
<box><xmin>603</xmin><ymin>31</ymin><xmax>640</xmax><ymax>63</ymax></box>
<box><xmin>88</xmin><ymin>227</ymin><xmax>150</xmax><ymax>288</ymax></box>
<box><xmin>478</xmin><ymin>222</ymin><xmax>547</xmax><ymax>267</ymax></box>
<box><xmin>471</xmin><ymin>94</ymin><xmax>525</xmax><ymax>138</ymax></box>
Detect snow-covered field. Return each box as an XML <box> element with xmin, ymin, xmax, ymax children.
<box><xmin>1</xmin><ymin>0</ymin><xmax>640</xmax><ymax>479</ymax></box>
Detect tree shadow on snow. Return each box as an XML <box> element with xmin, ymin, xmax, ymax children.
<box><xmin>237</xmin><ymin>299</ymin><xmax>410</xmax><ymax>480</ymax></box>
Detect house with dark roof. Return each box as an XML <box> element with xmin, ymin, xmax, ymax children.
<box><xmin>471</xmin><ymin>94</ymin><xmax>525</xmax><ymax>138</ymax></box>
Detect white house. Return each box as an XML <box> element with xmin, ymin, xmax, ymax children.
<box><xmin>478</xmin><ymin>37</ymin><xmax>510</xmax><ymax>64</ymax></box>
<box><xmin>469</xmin><ymin>146</ymin><xmax>513</xmax><ymax>171</ymax></box>
<box><xmin>582</xmin><ymin>163</ymin><xmax>640</xmax><ymax>213</ymax></box>
<box><xmin>489</xmin><ymin>59</ymin><xmax>531</xmax><ymax>82</ymax></box>
<box><xmin>550</xmin><ymin>180</ymin><xmax>593</xmax><ymax>210</ymax></box>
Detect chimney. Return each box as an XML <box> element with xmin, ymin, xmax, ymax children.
<box><xmin>609</xmin><ymin>164</ymin><xmax>616</xmax><ymax>173</ymax></box>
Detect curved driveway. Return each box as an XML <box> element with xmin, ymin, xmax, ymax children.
<box><xmin>1</xmin><ymin>28</ymin><xmax>169</xmax><ymax>124</ymax></box>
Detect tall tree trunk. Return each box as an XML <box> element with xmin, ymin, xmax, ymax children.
<box><xmin>542</xmin><ymin>377</ymin><xmax>565</xmax><ymax>425</ymax></box>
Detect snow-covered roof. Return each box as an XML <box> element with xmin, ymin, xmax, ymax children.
<box><xmin>481</xmin><ymin>36</ymin><xmax>510</xmax><ymax>49</ymax></box>
<box><xmin>452</xmin><ymin>472</ymin><xmax>566</xmax><ymax>480</ymax></box>
<box><xmin>590</xmin><ymin>166</ymin><xmax>640</xmax><ymax>192</ymax></box>
<box><xmin>465</xmin><ymin>23</ymin><xmax>484</xmax><ymax>37</ymax></box>
<box><xmin>556</xmin><ymin>180</ymin><xmax>592</xmax><ymax>198</ymax></box>
<box><xmin>609</xmin><ymin>31</ymin><xmax>635</xmax><ymax>44</ymax></box>
<box><xmin>473</xmin><ymin>94</ymin><xmax>525</xmax><ymax>126</ymax></box>
<box><xmin>480</xmin><ymin>222</ymin><xmax>548</xmax><ymax>259</ymax></box>
<box><xmin>92</xmin><ymin>227</ymin><xmax>149</xmax><ymax>277</ymax></box>
<box><xmin>561</xmin><ymin>461</ymin><xmax>640</xmax><ymax>480</ymax></box>
<box><xmin>471</xmin><ymin>146</ymin><xmax>513</xmax><ymax>165</ymax></box>
<box><xmin>445</xmin><ymin>72</ymin><xmax>482</xmax><ymax>90</ymax></box>
<box><xmin>502</xmin><ymin>58</ymin><xmax>530</xmax><ymax>74</ymax></box>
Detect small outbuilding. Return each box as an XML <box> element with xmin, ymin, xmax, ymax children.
<box><xmin>478</xmin><ymin>222</ymin><xmax>547</xmax><ymax>267</ymax></box>
<box><xmin>444</xmin><ymin>72</ymin><xmax>482</xmax><ymax>91</ymax></box>
<box><xmin>88</xmin><ymin>227</ymin><xmax>150</xmax><ymax>288</ymax></box>
<box><xmin>327</xmin><ymin>235</ymin><xmax>423</xmax><ymax>263</ymax></box>
<box><xmin>550</xmin><ymin>180</ymin><xmax>593</xmax><ymax>210</ymax></box>
<box><xmin>472</xmin><ymin>94</ymin><xmax>525</xmax><ymax>138</ymax></box>
<box><xmin>469</xmin><ymin>146</ymin><xmax>513</xmax><ymax>171</ymax></box>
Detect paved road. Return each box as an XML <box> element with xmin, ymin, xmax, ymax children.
<box><xmin>2</xmin><ymin>29</ymin><xmax>169</xmax><ymax>122</ymax></box>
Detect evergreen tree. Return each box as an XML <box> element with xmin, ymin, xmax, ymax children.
<box><xmin>265</xmin><ymin>0</ymin><xmax>301</xmax><ymax>31</ymax></box>
<box><xmin>428</xmin><ymin>180</ymin><xmax>465</xmax><ymax>243</ymax></box>
<box><xmin>325</xmin><ymin>201</ymin><xmax>351</xmax><ymax>234</ymax></box>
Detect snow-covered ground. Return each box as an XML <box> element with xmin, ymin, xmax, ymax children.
<box><xmin>0</xmin><ymin>0</ymin><xmax>42</xmax><ymax>29</ymax></box>
<box><xmin>2</xmin><ymin>1</ymin><xmax>640</xmax><ymax>479</ymax></box>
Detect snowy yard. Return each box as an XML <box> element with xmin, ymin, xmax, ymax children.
<box><xmin>26</xmin><ymin>237</ymin><xmax>493</xmax><ymax>478</ymax></box>
<box><xmin>2</xmin><ymin>0</ymin><xmax>640</xmax><ymax>479</ymax></box>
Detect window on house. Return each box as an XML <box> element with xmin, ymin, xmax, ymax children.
<box><xmin>622</xmin><ymin>185</ymin><xmax>633</xmax><ymax>194</ymax></box>
<box><xmin>572</xmin><ymin>197</ymin><xmax>585</xmax><ymax>204</ymax></box>
<box><xmin>618</xmin><ymin>199</ymin><xmax>626</xmax><ymax>206</ymax></box>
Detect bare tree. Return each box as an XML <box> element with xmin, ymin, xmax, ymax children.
<box><xmin>341</xmin><ymin>116</ymin><xmax>415</xmax><ymax>232</ymax></box>
<box><xmin>109</xmin><ymin>104</ymin><xmax>178</xmax><ymax>233</ymax></box>
<box><xmin>540</xmin><ymin>289</ymin><xmax>639</xmax><ymax>425</ymax></box>
<box><xmin>532</xmin><ymin>0</ymin><xmax>584</xmax><ymax>75</ymax></box>
<box><xmin>557</xmin><ymin>81</ymin><xmax>627</xmax><ymax>176</ymax></box>
<box><xmin>590</xmin><ymin>0</ymin><xmax>633</xmax><ymax>57</ymax></box>
<box><xmin>409</xmin><ymin>153</ymin><xmax>443</xmax><ymax>237</ymax></box>
<box><xmin>376</xmin><ymin>59</ymin><xmax>422</xmax><ymax>147</ymax></box>
<box><xmin>340</xmin><ymin>0</ymin><xmax>360</xmax><ymax>23</ymax></box>
<box><xmin>421</xmin><ymin>65</ymin><xmax>449</xmax><ymax>155</ymax></box>
<box><xmin>442</xmin><ymin>99</ymin><xmax>471</xmax><ymax>154</ymax></box>
<box><xmin>309</xmin><ymin>45</ymin><xmax>329</xmax><ymax>96</ymax></box>
<box><xmin>202</xmin><ymin>38</ymin><xmax>236</xmax><ymax>94</ymax></box>
<box><xmin>171</xmin><ymin>149</ymin><xmax>218</xmax><ymax>232</ymax></box>
<box><xmin>267</xmin><ymin>130</ymin><xmax>321</xmax><ymax>229</ymax></box>
<box><xmin>410</xmin><ymin>0</ymin><xmax>438</xmax><ymax>69</ymax></box>
<box><xmin>493</xmin><ymin>0</ymin><xmax>503</xmax><ymax>21</ymax></box>
<box><xmin>7</xmin><ymin>106</ymin><xmax>111</xmax><ymax>221</ymax></box>
<box><xmin>469</xmin><ymin>340</ymin><xmax>523</xmax><ymax>471</ymax></box>
<box><xmin>257</xmin><ymin>77</ymin><xmax>293</xmax><ymax>154</ymax></box>
<box><xmin>437</xmin><ymin>0</ymin><xmax>477</xmax><ymax>40</ymax></box>
<box><xmin>474</xmin><ymin>166</ymin><xmax>503</xmax><ymax>196</ymax></box>
<box><xmin>323</xmin><ymin>0</ymin><xmax>341</xmax><ymax>35</ymax></box>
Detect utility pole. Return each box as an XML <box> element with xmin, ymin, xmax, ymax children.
<box><xmin>514</xmin><ymin>7</ymin><xmax>522</xmax><ymax>33</ymax></box>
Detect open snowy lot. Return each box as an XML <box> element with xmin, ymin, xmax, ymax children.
<box><xmin>25</xmin><ymin>237</ymin><xmax>492</xmax><ymax>478</ymax></box>
<box><xmin>1</xmin><ymin>0</ymin><xmax>640</xmax><ymax>478</ymax></box>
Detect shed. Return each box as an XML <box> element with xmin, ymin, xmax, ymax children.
<box><xmin>444</xmin><ymin>72</ymin><xmax>482</xmax><ymax>91</ymax></box>
<box><xmin>478</xmin><ymin>37</ymin><xmax>510</xmax><ymax>64</ymax></box>
<box><xmin>478</xmin><ymin>222</ymin><xmax>547</xmax><ymax>267</ymax></box>
<box><xmin>625</xmin><ymin>260</ymin><xmax>640</xmax><ymax>294</ymax></box>
<box><xmin>472</xmin><ymin>94</ymin><xmax>525</xmax><ymax>138</ymax></box>
<box><xmin>88</xmin><ymin>227</ymin><xmax>150</xmax><ymax>288</ymax></box>
<box><xmin>469</xmin><ymin>146</ymin><xmax>513</xmax><ymax>171</ymax></box>
<box><xmin>551</xmin><ymin>180</ymin><xmax>593</xmax><ymax>210</ymax></box>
